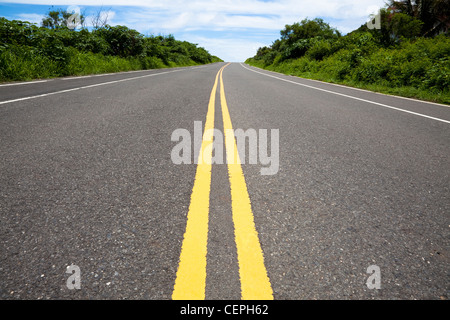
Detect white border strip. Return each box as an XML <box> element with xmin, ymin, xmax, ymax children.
<box><xmin>296</xmin><ymin>76</ymin><xmax>450</xmax><ymax>108</ymax></box>
<box><xmin>241</xmin><ymin>63</ymin><xmax>450</xmax><ymax>124</ymax></box>
<box><xmin>0</xmin><ymin>68</ymin><xmax>185</xmax><ymax>106</ymax></box>
<box><xmin>0</xmin><ymin>80</ymin><xmax>50</xmax><ymax>87</ymax></box>
<box><xmin>246</xmin><ymin>64</ymin><xmax>450</xmax><ymax>108</ymax></box>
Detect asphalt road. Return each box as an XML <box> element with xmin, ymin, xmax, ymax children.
<box><xmin>0</xmin><ymin>62</ymin><xmax>448</xmax><ymax>300</ymax></box>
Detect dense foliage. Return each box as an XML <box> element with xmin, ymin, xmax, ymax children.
<box><xmin>0</xmin><ymin>17</ymin><xmax>222</xmax><ymax>82</ymax></box>
<box><xmin>246</xmin><ymin>3</ymin><xmax>449</xmax><ymax>104</ymax></box>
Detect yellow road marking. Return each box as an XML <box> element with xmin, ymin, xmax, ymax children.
<box><xmin>173</xmin><ymin>63</ymin><xmax>272</xmax><ymax>300</ymax></box>
<box><xmin>219</xmin><ymin>67</ymin><xmax>274</xmax><ymax>300</ymax></box>
<box><xmin>172</xmin><ymin>64</ymin><xmax>227</xmax><ymax>300</ymax></box>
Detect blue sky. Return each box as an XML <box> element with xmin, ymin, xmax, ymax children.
<box><xmin>0</xmin><ymin>0</ymin><xmax>386</xmax><ymax>62</ymax></box>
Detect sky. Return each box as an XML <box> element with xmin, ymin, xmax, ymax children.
<box><xmin>0</xmin><ymin>0</ymin><xmax>386</xmax><ymax>62</ymax></box>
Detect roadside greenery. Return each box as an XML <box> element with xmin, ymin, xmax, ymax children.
<box><xmin>0</xmin><ymin>16</ymin><xmax>222</xmax><ymax>82</ymax></box>
<box><xmin>246</xmin><ymin>1</ymin><xmax>449</xmax><ymax>104</ymax></box>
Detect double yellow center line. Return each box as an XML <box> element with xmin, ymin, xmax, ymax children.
<box><xmin>172</xmin><ymin>64</ymin><xmax>273</xmax><ymax>300</ymax></box>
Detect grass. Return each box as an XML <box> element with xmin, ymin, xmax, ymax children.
<box><xmin>0</xmin><ymin>46</ymin><xmax>213</xmax><ymax>83</ymax></box>
<box><xmin>246</xmin><ymin>58</ymin><xmax>450</xmax><ymax>105</ymax></box>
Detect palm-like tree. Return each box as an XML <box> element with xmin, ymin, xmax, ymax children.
<box><xmin>387</xmin><ymin>0</ymin><xmax>449</xmax><ymax>36</ymax></box>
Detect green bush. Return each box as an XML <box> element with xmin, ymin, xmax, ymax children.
<box><xmin>246</xmin><ymin>17</ymin><xmax>449</xmax><ymax>104</ymax></box>
<box><xmin>423</xmin><ymin>58</ymin><xmax>449</xmax><ymax>91</ymax></box>
<box><xmin>0</xmin><ymin>17</ymin><xmax>222</xmax><ymax>82</ymax></box>
<box><xmin>306</xmin><ymin>38</ymin><xmax>332</xmax><ymax>60</ymax></box>
<box><xmin>0</xmin><ymin>45</ymin><xmax>58</xmax><ymax>80</ymax></box>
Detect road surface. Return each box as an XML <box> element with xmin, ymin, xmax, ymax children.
<box><xmin>1</xmin><ymin>62</ymin><xmax>448</xmax><ymax>300</ymax></box>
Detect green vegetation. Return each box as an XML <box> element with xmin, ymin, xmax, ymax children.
<box><xmin>246</xmin><ymin>1</ymin><xmax>449</xmax><ymax>104</ymax></box>
<box><xmin>0</xmin><ymin>13</ymin><xmax>222</xmax><ymax>82</ymax></box>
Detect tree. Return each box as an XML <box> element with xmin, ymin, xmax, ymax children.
<box><xmin>41</xmin><ymin>9</ymin><xmax>64</xmax><ymax>29</ymax></box>
<box><xmin>91</xmin><ymin>6</ymin><xmax>111</xmax><ymax>30</ymax></box>
<box><xmin>389</xmin><ymin>12</ymin><xmax>424</xmax><ymax>39</ymax></box>
<box><xmin>256</xmin><ymin>46</ymin><xmax>271</xmax><ymax>59</ymax></box>
<box><xmin>95</xmin><ymin>25</ymin><xmax>144</xmax><ymax>57</ymax></box>
<box><xmin>41</xmin><ymin>8</ymin><xmax>85</xmax><ymax>30</ymax></box>
<box><xmin>357</xmin><ymin>6</ymin><xmax>427</xmax><ymax>46</ymax></box>
<box><xmin>280</xmin><ymin>18</ymin><xmax>341</xmax><ymax>45</ymax></box>
<box><xmin>387</xmin><ymin>0</ymin><xmax>449</xmax><ymax>36</ymax></box>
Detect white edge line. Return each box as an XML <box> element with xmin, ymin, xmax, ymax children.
<box><xmin>242</xmin><ymin>63</ymin><xmax>450</xmax><ymax>108</ymax></box>
<box><xmin>0</xmin><ymin>80</ymin><xmax>50</xmax><ymax>87</ymax></box>
<box><xmin>62</xmin><ymin>75</ymin><xmax>95</xmax><ymax>80</ymax></box>
<box><xmin>0</xmin><ymin>68</ymin><xmax>188</xmax><ymax>106</ymax></box>
<box><xmin>1</xmin><ymin>63</ymin><xmax>210</xmax><ymax>86</ymax></box>
<box><xmin>240</xmin><ymin>63</ymin><xmax>450</xmax><ymax>124</ymax></box>
<box><xmin>300</xmin><ymin>77</ymin><xmax>450</xmax><ymax>108</ymax></box>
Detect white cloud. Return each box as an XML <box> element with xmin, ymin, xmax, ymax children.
<box><xmin>3</xmin><ymin>0</ymin><xmax>387</xmax><ymax>61</ymax></box>
<box><xmin>4</xmin><ymin>0</ymin><xmax>386</xmax><ymax>26</ymax></box>
<box><xmin>15</xmin><ymin>13</ymin><xmax>46</xmax><ymax>24</ymax></box>
<box><xmin>79</xmin><ymin>0</ymin><xmax>385</xmax><ymax>34</ymax></box>
<box><xmin>182</xmin><ymin>35</ymin><xmax>268</xmax><ymax>62</ymax></box>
